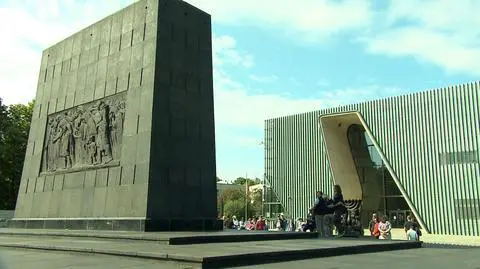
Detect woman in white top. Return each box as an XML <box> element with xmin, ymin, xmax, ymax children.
<box><xmin>378</xmin><ymin>215</ymin><xmax>392</xmax><ymax>239</ymax></box>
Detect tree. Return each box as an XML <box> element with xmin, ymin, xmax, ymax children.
<box><xmin>216</xmin><ymin>176</ymin><xmax>222</xmax><ymax>182</ymax></box>
<box><xmin>249</xmin><ymin>187</ymin><xmax>263</xmax><ymax>216</ymax></box>
<box><xmin>218</xmin><ymin>188</ymin><xmax>245</xmax><ymax>204</ymax></box>
<box><xmin>217</xmin><ymin>181</ymin><xmax>266</xmax><ymax>218</ymax></box>
<box><xmin>233</xmin><ymin>177</ymin><xmax>261</xmax><ymax>186</ymax></box>
<box><xmin>0</xmin><ymin>99</ymin><xmax>34</xmax><ymax>209</ymax></box>
<box><xmin>0</xmin><ymin>98</ymin><xmax>8</xmax><ymax>190</ymax></box>
<box><xmin>223</xmin><ymin>199</ymin><xmax>245</xmax><ymax>219</ymax></box>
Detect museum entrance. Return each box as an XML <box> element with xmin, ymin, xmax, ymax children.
<box><xmin>347</xmin><ymin>124</ymin><xmax>411</xmax><ymax>228</ymax></box>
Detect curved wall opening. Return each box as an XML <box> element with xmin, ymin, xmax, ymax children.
<box><xmin>320</xmin><ymin>112</ymin><xmax>426</xmax><ymax>229</ymax></box>
<box><xmin>347</xmin><ymin>124</ymin><xmax>410</xmax><ymax>227</ymax></box>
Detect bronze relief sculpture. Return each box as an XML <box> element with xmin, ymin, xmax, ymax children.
<box><xmin>41</xmin><ymin>93</ymin><xmax>126</xmax><ymax>174</ymax></box>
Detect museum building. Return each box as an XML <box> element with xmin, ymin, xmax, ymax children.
<box><xmin>264</xmin><ymin>81</ymin><xmax>480</xmax><ymax>236</ymax></box>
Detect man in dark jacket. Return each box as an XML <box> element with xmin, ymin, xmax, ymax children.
<box><xmin>310</xmin><ymin>191</ymin><xmax>327</xmax><ymax>237</ymax></box>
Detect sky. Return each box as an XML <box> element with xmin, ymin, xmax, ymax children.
<box><xmin>0</xmin><ymin>0</ymin><xmax>479</xmax><ymax>182</ymax></box>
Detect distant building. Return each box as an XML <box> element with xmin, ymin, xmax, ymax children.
<box><xmin>265</xmin><ymin>82</ymin><xmax>480</xmax><ymax>236</ymax></box>
<box><xmin>248</xmin><ymin>184</ymin><xmax>264</xmax><ymax>193</ymax></box>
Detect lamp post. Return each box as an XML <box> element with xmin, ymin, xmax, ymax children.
<box><xmin>245</xmin><ymin>172</ymin><xmax>248</xmax><ymax>221</ymax></box>
<box><xmin>258</xmin><ymin>141</ymin><xmax>265</xmax><ymax>217</ymax></box>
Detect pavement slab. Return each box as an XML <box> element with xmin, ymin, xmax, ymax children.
<box><xmin>1</xmin><ymin>247</ymin><xmax>479</xmax><ymax>269</ymax></box>
<box><xmin>0</xmin><ymin>234</ymin><xmax>421</xmax><ymax>268</ymax></box>
<box><xmin>0</xmin><ymin>228</ymin><xmax>319</xmax><ymax>244</ymax></box>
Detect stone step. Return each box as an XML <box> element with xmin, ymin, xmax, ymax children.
<box><xmin>0</xmin><ymin>234</ymin><xmax>422</xmax><ymax>269</ymax></box>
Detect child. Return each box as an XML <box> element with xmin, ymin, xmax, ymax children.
<box><xmin>406</xmin><ymin>225</ymin><xmax>419</xmax><ymax>241</ymax></box>
<box><xmin>87</xmin><ymin>136</ymin><xmax>97</xmax><ymax>164</ymax></box>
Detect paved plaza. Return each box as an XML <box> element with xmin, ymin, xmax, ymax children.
<box><xmin>0</xmin><ymin>227</ymin><xmax>478</xmax><ymax>268</ymax></box>
<box><xmin>0</xmin><ymin>233</ymin><xmax>414</xmax><ymax>258</ymax></box>
<box><xmin>1</xmin><ymin>247</ymin><xmax>479</xmax><ymax>269</ymax></box>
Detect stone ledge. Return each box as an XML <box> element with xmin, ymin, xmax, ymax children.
<box><xmin>0</xmin><ymin>242</ymin><xmax>186</xmax><ymax>264</ymax></box>
<box><xmin>0</xmin><ymin>228</ymin><xmax>319</xmax><ymax>245</ymax></box>
<box><xmin>7</xmin><ymin>218</ymin><xmax>223</xmax><ymax>232</ymax></box>
<box><xmin>423</xmin><ymin>242</ymin><xmax>480</xmax><ymax>249</ymax></box>
<box><xmin>0</xmin><ymin>229</ymin><xmax>166</xmax><ymax>242</ymax></box>
<box><xmin>0</xmin><ymin>239</ymin><xmax>422</xmax><ymax>268</ymax></box>
<box><xmin>39</xmin><ymin>160</ymin><xmax>121</xmax><ymax>176</ymax></box>
<box><xmin>168</xmin><ymin>231</ymin><xmax>318</xmax><ymax>245</ymax></box>
<box><xmin>200</xmin><ymin>241</ymin><xmax>422</xmax><ymax>268</ymax></box>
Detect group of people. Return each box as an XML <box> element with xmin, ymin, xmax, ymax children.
<box><xmin>311</xmin><ymin>184</ymin><xmax>423</xmax><ymax>241</ymax></box>
<box><xmin>404</xmin><ymin>215</ymin><xmax>422</xmax><ymax>240</ymax></box>
<box><xmin>295</xmin><ymin>214</ymin><xmax>315</xmax><ymax>232</ymax></box>
<box><xmin>309</xmin><ymin>184</ymin><xmax>347</xmax><ymax>237</ymax></box>
<box><xmin>222</xmin><ymin>215</ymin><xmax>267</xmax><ymax>231</ymax></box>
<box><xmin>368</xmin><ymin>213</ymin><xmax>422</xmax><ymax>240</ymax></box>
<box><xmin>368</xmin><ymin>213</ymin><xmax>392</xmax><ymax>239</ymax></box>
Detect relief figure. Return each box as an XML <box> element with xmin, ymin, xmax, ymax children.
<box><xmin>40</xmin><ymin>93</ymin><xmax>126</xmax><ymax>173</ymax></box>
<box><xmin>73</xmin><ymin>117</ymin><xmax>88</xmax><ymax>165</ymax></box>
<box><xmin>93</xmin><ymin>101</ymin><xmax>112</xmax><ymax>164</ymax></box>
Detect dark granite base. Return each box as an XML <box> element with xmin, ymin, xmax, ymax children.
<box><xmin>7</xmin><ymin>218</ymin><xmax>223</xmax><ymax>232</ymax></box>
<box><xmin>168</xmin><ymin>231</ymin><xmax>319</xmax><ymax>245</ymax></box>
<box><xmin>201</xmin><ymin>241</ymin><xmax>423</xmax><ymax>268</ymax></box>
<box><xmin>144</xmin><ymin>218</ymin><xmax>223</xmax><ymax>232</ymax></box>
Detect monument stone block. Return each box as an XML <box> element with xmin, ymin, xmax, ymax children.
<box><xmin>10</xmin><ymin>0</ymin><xmax>219</xmax><ymax>231</ymax></box>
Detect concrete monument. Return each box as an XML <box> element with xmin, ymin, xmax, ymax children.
<box><xmin>9</xmin><ymin>0</ymin><xmax>219</xmax><ymax>231</ymax></box>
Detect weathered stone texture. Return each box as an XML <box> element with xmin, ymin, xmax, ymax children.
<box><xmin>12</xmin><ymin>0</ymin><xmax>218</xmax><ymax>231</ymax></box>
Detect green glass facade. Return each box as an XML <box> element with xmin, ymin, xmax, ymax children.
<box><xmin>264</xmin><ymin>82</ymin><xmax>480</xmax><ymax>236</ymax></box>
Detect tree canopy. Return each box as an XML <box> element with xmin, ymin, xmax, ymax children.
<box><xmin>0</xmin><ymin>98</ymin><xmax>34</xmax><ymax>209</ymax></box>
<box><xmin>233</xmin><ymin>177</ymin><xmax>262</xmax><ymax>186</ymax></box>
<box><xmin>218</xmin><ymin>178</ymin><xmax>263</xmax><ymax>218</ymax></box>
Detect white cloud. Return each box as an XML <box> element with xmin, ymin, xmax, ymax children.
<box><xmin>233</xmin><ymin>136</ymin><xmax>264</xmax><ymax>148</ymax></box>
<box><xmin>213</xmin><ymin>35</ymin><xmax>255</xmax><ymax>68</ymax></box>
<box><xmin>0</xmin><ymin>0</ymin><xmax>421</xmax><ymax>180</ymax></box>
<box><xmin>0</xmin><ymin>0</ymin><xmax>135</xmax><ymax>105</ymax></box>
<box><xmin>211</xmin><ymin>36</ymin><xmax>404</xmax><ymax>180</ymax></box>
<box><xmin>212</xmin><ymin>36</ymin><xmax>403</xmax><ymax>130</ymax></box>
<box><xmin>249</xmin><ymin>74</ymin><xmax>278</xmax><ymax>83</ymax></box>
<box><xmin>4</xmin><ymin>0</ymin><xmax>477</xmax><ymax>109</ymax></box>
<box><xmin>186</xmin><ymin>0</ymin><xmax>480</xmax><ymax>77</ymax></box>
<box><xmin>360</xmin><ymin>0</ymin><xmax>480</xmax><ymax>76</ymax></box>
<box><xmin>185</xmin><ymin>0</ymin><xmax>373</xmax><ymax>41</ymax></box>
<box><xmin>364</xmin><ymin>28</ymin><xmax>480</xmax><ymax>76</ymax></box>
<box><xmin>214</xmin><ymin>74</ymin><xmax>403</xmax><ymax>130</ymax></box>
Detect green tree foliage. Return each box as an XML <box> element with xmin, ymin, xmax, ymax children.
<box><xmin>218</xmin><ymin>179</ymin><xmax>264</xmax><ymax>218</ymax></box>
<box><xmin>233</xmin><ymin>177</ymin><xmax>262</xmax><ymax>186</ymax></box>
<box><xmin>0</xmin><ymin>98</ymin><xmax>34</xmax><ymax>209</ymax></box>
<box><xmin>249</xmin><ymin>187</ymin><xmax>263</xmax><ymax>216</ymax></box>
<box><xmin>218</xmin><ymin>188</ymin><xmax>245</xmax><ymax>204</ymax></box>
<box><xmin>223</xmin><ymin>199</ymin><xmax>245</xmax><ymax>219</ymax></box>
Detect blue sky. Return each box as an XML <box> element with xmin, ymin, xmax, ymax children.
<box><xmin>0</xmin><ymin>0</ymin><xmax>478</xmax><ymax>182</ymax></box>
